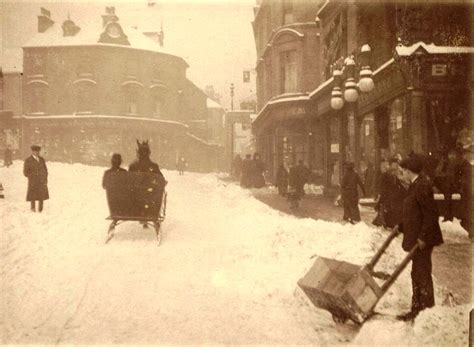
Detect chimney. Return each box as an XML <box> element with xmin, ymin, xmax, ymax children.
<box><xmin>38</xmin><ymin>7</ymin><xmax>54</xmax><ymax>33</ymax></box>
<box><xmin>102</xmin><ymin>6</ymin><xmax>119</xmax><ymax>26</ymax></box>
<box><xmin>62</xmin><ymin>18</ymin><xmax>80</xmax><ymax>37</ymax></box>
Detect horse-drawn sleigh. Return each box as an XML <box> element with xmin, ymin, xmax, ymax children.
<box><xmin>103</xmin><ymin>141</ymin><xmax>167</xmax><ymax>245</ymax></box>
<box><xmin>103</xmin><ymin>170</ymin><xmax>167</xmax><ymax>244</ymax></box>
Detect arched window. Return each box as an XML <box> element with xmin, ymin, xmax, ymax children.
<box><xmin>74</xmin><ymin>83</ymin><xmax>96</xmax><ymax>114</ymax></box>
<box><xmin>28</xmin><ymin>82</ymin><xmax>48</xmax><ymax>114</ymax></box>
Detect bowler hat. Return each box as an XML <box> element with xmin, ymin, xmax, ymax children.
<box><xmin>400</xmin><ymin>156</ymin><xmax>423</xmax><ymax>174</ymax></box>
<box><xmin>30</xmin><ymin>145</ymin><xmax>41</xmax><ymax>151</ymax></box>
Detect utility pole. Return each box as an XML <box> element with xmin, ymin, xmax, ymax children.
<box><xmin>230</xmin><ymin>83</ymin><xmax>235</xmax><ymax>111</ymax></box>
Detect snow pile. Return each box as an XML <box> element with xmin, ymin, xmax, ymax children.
<box><xmin>0</xmin><ymin>161</ymin><xmax>469</xmax><ymax>345</ymax></box>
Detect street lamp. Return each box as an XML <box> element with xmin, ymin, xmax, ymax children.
<box><xmin>330</xmin><ymin>44</ymin><xmax>374</xmax><ymax>109</ymax></box>
<box><xmin>329</xmin><ymin>44</ymin><xmax>374</xmax><ymax>183</ymax></box>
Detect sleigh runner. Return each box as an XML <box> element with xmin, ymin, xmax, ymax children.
<box><xmin>103</xmin><ymin>171</ymin><xmax>167</xmax><ymax>244</ymax></box>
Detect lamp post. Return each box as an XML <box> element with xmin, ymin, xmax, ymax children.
<box><xmin>230</xmin><ymin>83</ymin><xmax>235</xmax><ymax>111</ymax></box>
<box><xmin>330</xmin><ymin>44</ymin><xmax>374</xmax><ymax>180</ymax></box>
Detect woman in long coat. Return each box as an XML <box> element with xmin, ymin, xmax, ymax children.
<box><xmin>341</xmin><ymin>162</ymin><xmax>365</xmax><ymax>223</ymax></box>
<box><xmin>23</xmin><ymin>145</ymin><xmax>49</xmax><ymax>212</ymax></box>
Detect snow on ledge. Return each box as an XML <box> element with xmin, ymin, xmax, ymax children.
<box><xmin>396</xmin><ymin>42</ymin><xmax>474</xmax><ymax>56</ymax></box>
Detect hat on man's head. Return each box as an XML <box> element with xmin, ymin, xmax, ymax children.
<box><xmin>400</xmin><ymin>156</ymin><xmax>423</xmax><ymax>174</ymax></box>
<box><xmin>30</xmin><ymin>145</ymin><xmax>41</xmax><ymax>151</ymax></box>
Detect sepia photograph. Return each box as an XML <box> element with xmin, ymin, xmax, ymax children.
<box><xmin>0</xmin><ymin>0</ymin><xmax>472</xmax><ymax>345</ymax></box>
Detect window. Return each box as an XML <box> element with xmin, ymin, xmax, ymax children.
<box><xmin>30</xmin><ymin>86</ymin><xmax>47</xmax><ymax>114</ymax></box>
<box><xmin>280</xmin><ymin>50</ymin><xmax>297</xmax><ymax>93</ymax></box>
<box><xmin>282</xmin><ymin>0</ymin><xmax>294</xmax><ymax>25</ymax></box>
<box><xmin>154</xmin><ymin>98</ymin><xmax>162</xmax><ymax>118</ymax></box>
<box><xmin>127</xmin><ymin>96</ymin><xmax>138</xmax><ymax>114</ymax></box>
<box><xmin>75</xmin><ymin>84</ymin><xmax>94</xmax><ymax>113</ymax></box>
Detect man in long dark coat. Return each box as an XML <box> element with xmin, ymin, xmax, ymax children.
<box><xmin>240</xmin><ymin>154</ymin><xmax>253</xmax><ymax>188</ymax></box>
<box><xmin>396</xmin><ymin>155</ymin><xmax>444</xmax><ymax>321</ymax></box>
<box><xmin>23</xmin><ymin>145</ymin><xmax>49</xmax><ymax>212</ymax></box>
<box><xmin>341</xmin><ymin>162</ymin><xmax>365</xmax><ymax>223</ymax></box>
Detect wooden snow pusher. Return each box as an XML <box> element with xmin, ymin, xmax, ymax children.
<box><xmin>103</xmin><ymin>171</ymin><xmax>167</xmax><ymax>245</ymax></box>
<box><xmin>298</xmin><ymin>228</ymin><xmax>418</xmax><ymax>324</ymax></box>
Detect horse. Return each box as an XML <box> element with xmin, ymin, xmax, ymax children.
<box><xmin>129</xmin><ymin>140</ymin><xmax>164</xmax><ymax>179</ymax></box>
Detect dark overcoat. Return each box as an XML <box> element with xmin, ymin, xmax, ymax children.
<box><xmin>252</xmin><ymin>159</ymin><xmax>266</xmax><ymax>188</ymax></box>
<box><xmin>240</xmin><ymin>158</ymin><xmax>254</xmax><ymax>188</ymax></box>
<box><xmin>399</xmin><ymin>175</ymin><xmax>444</xmax><ymax>251</ymax></box>
<box><xmin>23</xmin><ymin>155</ymin><xmax>49</xmax><ymax>201</ymax></box>
<box><xmin>341</xmin><ymin>169</ymin><xmax>365</xmax><ymax>202</ymax></box>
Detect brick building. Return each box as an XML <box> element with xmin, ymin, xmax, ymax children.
<box><xmin>1</xmin><ymin>7</ymin><xmax>222</xmax><ymax>172</ymax></box>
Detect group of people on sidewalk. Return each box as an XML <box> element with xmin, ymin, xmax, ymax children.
<box><xmin>232</xmin><ymin>153</ymin><xmax>266</xmax><ymax>189</ymax></box>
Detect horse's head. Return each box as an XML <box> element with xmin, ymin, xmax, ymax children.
<box><xmin>136</xmin><ymin>139</ymin><xmax>151</xmax><ymax>160</ymax></box>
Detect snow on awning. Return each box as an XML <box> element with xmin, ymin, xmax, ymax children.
<box><xmin>253</xmin><ymin>93</ymin><xmax>310</xmax><ymax>128</ymax></box>
<box><xmin>396</xmin><ymin>42</ymin><xmax>474</xmax><ymax>56</ymax></box>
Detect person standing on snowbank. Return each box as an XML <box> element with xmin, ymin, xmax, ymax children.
<box><xmin>23</xmin><ymin>145</ymin><xmax>49</xmax><ymax>212</ymax></box>
<box><xmin>396</xmin><ymin>155</ymin><xmax>443</xmax><ymax>321</ymax></box>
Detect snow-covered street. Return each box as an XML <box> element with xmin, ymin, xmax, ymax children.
<box><xmin>0</xmin><ymin>162</ymin><xmax>470</xmax><ymax>345</ymax></box>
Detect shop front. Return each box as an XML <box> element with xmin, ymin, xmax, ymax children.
<box><xmin>252</xmin><ymin>95</ymin><xmax>323</xmax><ymax>182</ymax></box>
<box><xmin>19</xmin><ymin>114</ymin><xmax>220</xmax><ymax>171</ymax></box>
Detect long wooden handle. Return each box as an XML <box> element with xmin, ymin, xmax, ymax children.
<box><xmin>367</xmin><ymin>227</ymin><xmax>400</xmax><ymax>270</ymax></box>
<box><xmin>381</xmin><ymin>244</ymin><xmax>419</xmax><ymax>293</ymax></box>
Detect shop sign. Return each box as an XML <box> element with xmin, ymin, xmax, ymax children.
<box><xmin>289</xmin><ymin>107</ymin><xmax>306</xmax><ymax>116</ymax></box>
<box><xmin>331</xmin><ymin>143</ymin><xmax>339</xmax><ymax>153</ymax></box>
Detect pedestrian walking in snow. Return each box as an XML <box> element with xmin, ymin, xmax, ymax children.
<box><xmin>275</xmin><ymin>163</ymin><xmax>289</xmax><ymax>196</ymax></box>
<box><xmin>23</xmin><ymin>145</ymin><xmax>49</xmax><ymax>212</ymax></box>
<box><xmin>232</xmin><ymin>154</ymin><xmax>242</xmax><ymax>180</ymax></box>
<box><xmin>177</xmin><ymin>157</ymin><xmax>187</xmax><ymax>175</ymax></box>
<box><xmin>292</xmin><ymin>160</ymin><xmax>310</xmax><ymax>198</ymax></box>
<box><xmin>396</xmin><ymin>155</ymin><xmax>444</xmax><ymax>321</ymax></box>
<box><xmin>240</xmin><ymin>154</ymin><xmax>253</xmax><ymax>188</ymax></box>
<box><xmin>4</xmin><ymin>146</ymin><xmax>13</xmax><ymax>167</ymax></box>
<box><xmin>376</xmin><ymin>158</ymin><xmax>407</xmax><ymax>229</ymax></box>
<box><xmin>251</xmin><ymin>153</ymin><xmax>266</xmax><ymax>188</ymax></box>
<box><xmin>341</xmin><ymin>162</ymin><xmax>365</xmax><ymax>223</ymax></box>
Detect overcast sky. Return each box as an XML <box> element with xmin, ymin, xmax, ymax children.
<box><xmin>0</xmin><ymin>0</ymin><xmax>257</xmax><ymax>109</ymax></box>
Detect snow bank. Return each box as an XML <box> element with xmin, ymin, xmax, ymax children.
<box><xmin>0</xmin><ymin>161</ymin><xmax>469</xmax><ymax>345</ymax></box>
